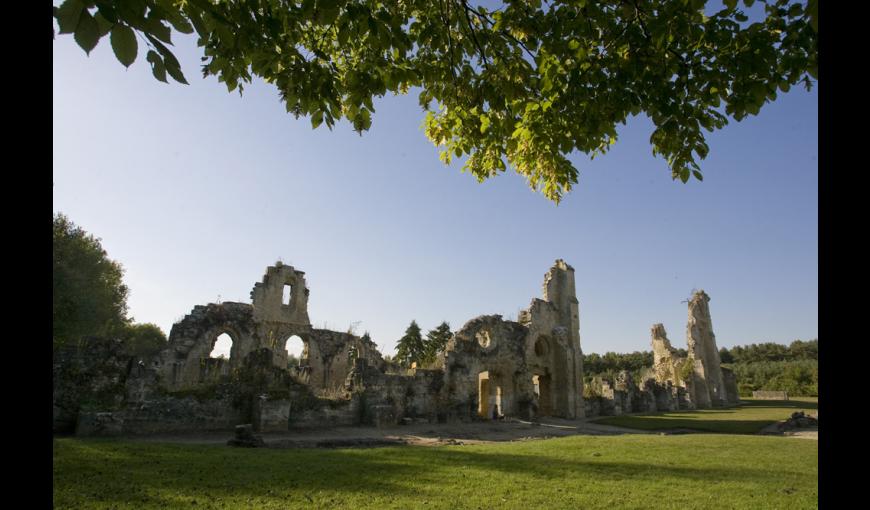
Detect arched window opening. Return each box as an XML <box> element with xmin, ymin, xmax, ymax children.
<box><xmin>210</xmin><ymin>333</ymin><xmax>233</xmax><ymax>359</ymax></box>
<box><xmin>285</xmin><ymin>335</ymin><xmax>305</xmax><ymax>368</ymax></box>
<box><xmin>283</xmin><ymin>284</ymin><xmax>293</xmax><ymax>305</ymax></box>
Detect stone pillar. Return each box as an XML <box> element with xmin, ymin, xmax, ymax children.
<box><xmin>686</xmin><ymin>290</ymin><xmax>727</xmax><ymax>407</ymax></box>
<box><xmin>542</xmin><ymin>259</ymin><xmax>585</xmax><ymax>418</ymax></box>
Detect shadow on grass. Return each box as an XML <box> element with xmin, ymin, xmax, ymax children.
<box><xmin>739</xmin><ymin>399</ymin><xmax>818</xmax><ymax>410</ymax></box>
<box><xmin>54</xmin><ymin>438</ymin><xmax>805</xmax><ymax>508</ymax></box>
<box><xmin>590</xmin><ymin>399</ymin><xmax>818</xmax><ymax>434</ymax></box>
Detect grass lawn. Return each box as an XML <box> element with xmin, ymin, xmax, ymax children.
<box><xmin>591</xmin><ymin>398</ymin><xmax>818</xmax><ymax>434</ymax></box>
<box><xmin>54</xmin><ymin>431</ymin><xmax>817</xmax><ymax>509</ymax></box>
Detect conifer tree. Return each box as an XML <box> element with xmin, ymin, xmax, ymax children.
<box><xmin>423</xmin><ymin>322</ymin><xmax>453</xmax><ymax>364</ymax></box>
<box><xmin>395</xmin><ymin>320</ymin><xmax>425</xmax><ymax>367</ymax></box>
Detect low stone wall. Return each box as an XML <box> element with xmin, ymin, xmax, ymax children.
<box><xmin>289</xmin><ymin>400</ymin><xmax>358</xmax><ymax>428</ymax></box>
<box><xmin>753</xmin><ymin>390</ymin><xmax>788</xmax><ymax>400</ymax></box>
<box><xmin>76</xmin><ymin>395</ymin><xmax>245</xmax><ymax>436</ymax></box>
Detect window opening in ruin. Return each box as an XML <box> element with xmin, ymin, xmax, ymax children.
<box><xmin>478</xmin><ymin>371</ymin><xmax>490</xmax><ymax>418</ymax></box>
<box><xmin>476</xmin><ymin>330</ymin><xmax>491</xmax><ymax>348</ymax></box>
<box><xmin>285</xmin><ymin>335</ymin><xmax>305</xmax><ymax>368</ymax></box>
<box><xmin>209</xmin><ymin>333</ymin><xmax>233</xmax><ymax>359</ymax></box>
<box><xmin>283</xmin><ymin>284</ymin><xmax>293</xmax><ymax>305</ymax></box>
<box><xmin>535</xmin><ymin>336</ymin><xmax>550</xmax><ymax>356</ymax></box>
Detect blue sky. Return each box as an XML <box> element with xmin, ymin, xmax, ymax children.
<box><xmin>53</xmin><ymin>20</ymin><xmax>817</xmax><ymax>357</ymax></box>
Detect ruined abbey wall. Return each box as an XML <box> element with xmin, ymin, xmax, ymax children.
<box><xmin>55</xmin><ymin>260</ymin><xmax>741</xmax><ymax>436</ymax></box>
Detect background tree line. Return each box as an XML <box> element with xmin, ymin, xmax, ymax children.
<box><xmin>54</xmin><ymin>213</ymin><xmax>168</xmax><ymax>359</ymax></box>
<box><xmin>582</xmin><ymin>339</ymin><xmax>818</xmax><ymax>397</ymax></box>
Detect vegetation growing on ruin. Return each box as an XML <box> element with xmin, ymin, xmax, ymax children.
<box><xmin>592</xmin><ymin>397</ymin><xmax>817</xmax><ymax>434</ymax></box>
<box><xmin>53</xmin><ymin>432</ymin><xmax>817</xmax><ymax>509</ymax></box>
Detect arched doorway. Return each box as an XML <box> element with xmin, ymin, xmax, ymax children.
<box><xmin>478</xmin><ymin>371</ymin><xmax>503</xmax><ymax>419</ymax></box>
<box><xmin>532</xmin><ymin>373</ymin><xmax>553</xmax><ymax>416</ymax></box>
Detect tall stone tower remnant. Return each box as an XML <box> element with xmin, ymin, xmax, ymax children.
<box><xmin>686</xmin><ymin>290</ymin><xmax>727</xmax><ymax>407</ymax></box>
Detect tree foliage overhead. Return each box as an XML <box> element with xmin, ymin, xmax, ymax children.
<box><xmin>54</xmin><ymin>0</ymin><xmax>817</xmax><ymax>202</ymax></box>
<box><xmin>53</xmin><ymin>213</ymin><xmax>130</xmax><ymax>347</ymax></box>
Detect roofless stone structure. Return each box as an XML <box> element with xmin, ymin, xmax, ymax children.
<box><xmin>53</xmin><ymin>262</ymin><xmax>739</xmax><ymax>435</ymax></box>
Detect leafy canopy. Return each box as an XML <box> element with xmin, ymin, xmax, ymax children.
<box><xmin>121</xmin><ymin>322</ymin><xmax>168</xmax><ymax>359</ymax></box>
<box><xmin>54</xmin><ymin>0</ymin><xmax>818</xmax><ymax>202</ymax></box>
<box><xmin>53</xmin><ymin>213</ymin><xmax>130</xmax><ymax>347</ymax></box>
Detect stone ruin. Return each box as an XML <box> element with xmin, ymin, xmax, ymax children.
<box><xmin>53</xmin><ymin>262</ymin><xmax>742</xmax><ymax>436</ymax></box>
<box><xmin>582</xmin><ymin>290</ymin><xmax>740</xmax><ymax>416</ymax></box>
<box><xmin>646</xmin><ymin>290</ymin><xmax>740</xmax><ymax>409</ymax></box>
<box><xmin>55</xmin><ymin>260</ymin><xmax>587</xmax><ymax>435</ymax></box>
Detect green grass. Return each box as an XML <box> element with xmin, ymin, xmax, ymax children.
<box><xmin>54</xmin><ymin>431</ymin><xmax>817</xmax><ymax>509</ymax></box>
<box><xmin>591</xmin><ymin>398</ymin><xmax>818</xmax><ymax>434</ymax></box>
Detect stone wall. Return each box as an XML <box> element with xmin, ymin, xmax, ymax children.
<box><xmin>62</xmin><ymin>260</ymin><xmax>736</xmax><ymax>435</ymax></box>
<box><xmin>53</xmin><ymin>337</ymin><xmax>132</xmax><ymax>433</ymax></box>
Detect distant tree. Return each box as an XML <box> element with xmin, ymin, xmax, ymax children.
<box><xmin>422</xmin><ymin>322</ymin><xmax>453</xmax><ymax>364</ymax></box>
<box><xmin>287</xmin><ymin>354</ymin><xmax>300</xmax><ymax>369</ymax></box>
<box><xmin>395</xmin><ymin>320</ymin><xmax>425</xmax><ymax>367</ymax></box>
<box><xmin>53</xmin><ymin>213</ymin><xmax>130</xmax><ymax>347</ymax></box>
<box><xmin>121</xmin><ymin>323</ymin><xmax>167</xmax><ymax>359</ymax></box>
<box><xmin>719</xmin><ymin>347</ymin><xmax>734</xmax><ymax>364</ymax></box>
<box><xmin>53</xmin><ymin>0</ymin><xmax>817</xmax><ymax>202</ymax></box>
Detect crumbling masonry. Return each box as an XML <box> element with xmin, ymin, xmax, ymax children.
<box><xmin>53</xmin><ymin>262</ymin><xmax>739</xmax><ymax>436</ymax></box>
<box><xmin>647</xmin><ymin>290</ymin><xmax>740</xmax><ymax>409</ymax></box>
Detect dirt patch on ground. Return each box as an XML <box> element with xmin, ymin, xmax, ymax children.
<box><xmin>124</xmin><ymin>418</ymin><xmax>654</xmax><ymax>448</ymax></box>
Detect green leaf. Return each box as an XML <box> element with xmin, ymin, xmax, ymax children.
<box><xmin>146</xmin><ymin>35</ymin><xmax>188</xmax><ymax>84</ymax></box>
<box><xmin>56</xmin><ymin>0</ymin><xmax>84</xmax><ymax>34</ymax></box>
<box><xmin>679</xmin><ymin>168</ymin><xmax>690</xmax><ymax>183</ymax></box>
<box><xmin>110</xmin><ymin>25</ymin><xmax>137</xmax><ymax>68</ymax></box>
<box><xmin>166</xmin><ymin>12</ymin><xmax>194</xmax><ymax>34</ymax></box>
<box><xmin>311</xmin><ymin>111</ymin><xmax>324</xmax><ymax>129</ymax></box>
<box><xmin>74</xmin><ymin>10</ymin><xmax>101</xmax><ymax>55</ymax></box>
<box><xmin>692</xmin><ymin>170</ymin><xmax>704</xmax><ymax>181</ymax></box>
<box><xmin>480</xmin><ymin>115</ymin><xmax>491</xmax><ymax>134</ymax></box>
<box><xmin>187</xmin><ymin>10</ymin><xmax>209</xmax><ymax>37</ymax></box>
<box><xmin>94</xmin><ymin>12</ymin><xmax>114</xmax><ymax>37</ymax></box>
<box><xmin>144</xmin><ymin>14</ymin><xmax>172</xmax><ymax>44</ymax></box>
<box><xmin>146</xmin><ymin>50</ymin><xmax>167</xmax><ymax>83</ymax></box>
<box><xmin>724</xmin><ymin>0</ymin><xmax>738</xmax><ymax>9</ymax></box>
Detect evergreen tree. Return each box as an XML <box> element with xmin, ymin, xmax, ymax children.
<box><xmin>422</xmin><ymin>322</ymin><xmax>453</xmax><ymax>364</ymax></box>
<box><xmin>395</xmin><ymin>320</ymin><xmax>425</xmax><ymax>367</ymax></box>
